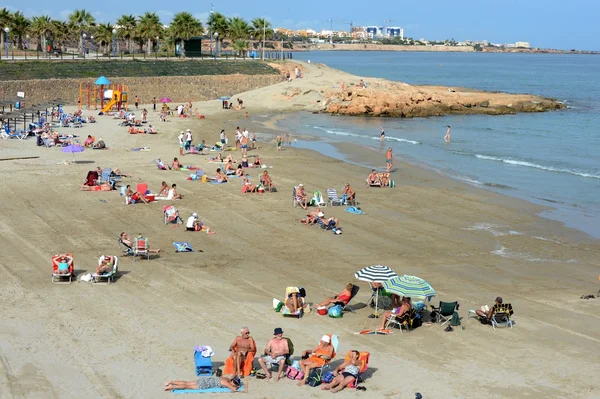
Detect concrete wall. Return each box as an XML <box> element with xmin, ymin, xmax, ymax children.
<box><xmin>0</xmin><ymin>74</ymin><xmax>281</xmax><ymax>105</ymax></box>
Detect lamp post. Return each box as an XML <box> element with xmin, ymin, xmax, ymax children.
<box><xmin>262</xmin><ymin>22</ymin><xmax>266</xmax><ymax>60</ymax></box>
<box><xmin>3</xmin><ymin>27</ymin><xmax>9</xmax><ymax>59</ymax></box>
<box><xmin>209</xmin><ymin>8</ymin><xmax>213</xmax><ymax>57</ymax></box>
<box><xmin>250</xmin><ymin>35</ymin><xmax>253</xmax><ymax>58</ymax></box>
<box><xmin>156</xmin><ymin>36</ymin><xmax>160</xmax><ymax>54</ymax></box>
<box><xmin>112</xmin><ymin>29</ymin><xmax>117</xmax><ymax>57</ymax></box>
<box><xmin>90</xmin><ymin>35</ymin><xmax>94</xmax><ymax>54</ymax></box>
<box><xmin>214</xmin><ymin>32</ymin><xmax>218</xmax><ymax>59</ymax></box>
<box><xmin>82</xmin><ymin>33</ymin><xmax>87</xmax><ymax>58</ymax></box>
<box><xmin>26</xmin><ymin>34</ymin><xmax>30</xmax><ymax>50</ymax></box>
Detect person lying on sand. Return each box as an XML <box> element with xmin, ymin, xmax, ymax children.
<box><xmin>316</xmin><ymin>212</ymin><xmax>340</xmax><ymax>229</ymax></box>
<box><xmin>164</xmin><ymin>369</ymin><xmax>246</xmax><ymax>392</ymax></box>
<box><xmin>209</xmin><ymin>153</ymin><xmax>224</xmax><ymax>162</ymax></box>
<box><xmin>321</xmin><ymin>350</ymin><xmax>362</xmax><ymax>393</ymax></box>
<box><xmin>317</xmin><ymin>283</ymin><xmax>354</xmax><ymax>309</ymax></box>
<box><xmin>301</xmin><ymin>208</ymin><xmax>322</xmax><ymax>225</ymax></box>
<box><xmin>96</xmin><ymin>255</ymin><xmax>115</xmax><ymax>274</ymax></box>
<box><xmin>379</xmin><ymin>297</ymin><xmax>411</xmax><ymax>331</ymax></box>
<box><xmin>298</xmin><ymin>336</ymin><xmax>335</xmax><ymax>386</ymax></box>
<box><xmin>367</xmin><ymin>170</ymin><xmax>381</xmax><ymax>186</ymax></box>
<box><xmin>120</xmin><ymin>232</ymin><xmax>161</xmax><ymax>253</ymax></box>
<box><xmin>229</xmin><ymin>327</ymin><xmax>257</xmax><ymax>377</ymax></box>
<box><xmin>81</xmin><ymin>182</ymin><xmax>112</xmax><ymax>191</ymax></box>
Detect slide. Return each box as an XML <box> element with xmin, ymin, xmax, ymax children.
<box><xmin>102</xmin><ymin>98</ymin><xmax>117</xmax><ymax>113</ymax></box>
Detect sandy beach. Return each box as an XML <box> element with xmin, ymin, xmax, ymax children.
<box><xmin>1</xmin><ymin>62</ymin><xmax>599</xmax><ymax>399</ymax></box>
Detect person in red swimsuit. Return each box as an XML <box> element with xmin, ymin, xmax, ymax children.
<box><xmin>317</xmin><ymin>283</ymin><xmax>355</xmax><ymax>308</ymax></box>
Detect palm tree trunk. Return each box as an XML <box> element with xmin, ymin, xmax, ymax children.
<box><xmin>147</xmin><ymin>38</ymin><xmax>151</xmax><ymax>55</ymax></box>
<box><xmin>180</xmin><ymin>39</ymin><xmax>185</xmax><ymax>58</ymax></box>
<box><xmin>41</xmin><ymin>33</ymin><xmax>46</xmax><ymax>52</ymax></box>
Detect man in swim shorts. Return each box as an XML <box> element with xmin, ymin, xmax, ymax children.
<box><xmin>385</xmin><ymin>147</ymin><xmax>393</xmax><ymax>172</ymax></box>
<box><xmin>258</xmin><ymin>328</ymin><xmax>290</xmax><ymax>381</ymax></box>
<box><xmin>380</xmin><ymin>126</ymin><xmax>385</xmax><ymax>141</ymax></box>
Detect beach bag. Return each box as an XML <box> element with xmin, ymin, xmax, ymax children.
<box><xmin>322</xmin><ymin>370</ymin><xmax>335</xmax><ymax>384</ymax></box>
<box><xmin>328</xmin><ymin>304</ymin><xmax>343</xmax><ymax>318</ymax></box>
<box><xmin>201</xmin><ymin>174</ymin><xmax>208</xmax><ymax>183</ymax></box>
<box><xmin>286</xmin><ymin>366</ymin><xmax>304</xmax><ymax>380</ymax></box>
<box><xmin>306</xmin><ymin>368</ymin><xmax>322</xmax><ymax>387</ymax></box>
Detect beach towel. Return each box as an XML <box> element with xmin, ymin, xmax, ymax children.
<box><xmin>172</xmin><ymin>384</ymin><xmax>243</xmax><ymax>394</ymax></box>
<box><xmin>345</xmin><ymin>206</ymin><xmax>363</xmax><ymax>215</ymax></box>
<box><xmin>131</xmin><ymin>147</ymin><xmax>150</xmax><ymax>152</ymax></box>
<box><xmin>210</xmin><ymin>180</ymin><xmax>227</xmax><ymax>184</ymax></box>
<box><xmin>355</xmin><ymin>329</ymin><xmax>393</xmax><ymax>335</ymax></box>
<box><xmin>173</xmin><ymin>242</ymin><xmax>194</xmax><ymax>252</ymax></box>
<box><xmin>193</xmin><ymin>346</ymin><xmax>214</xmax><ymax>357</ymax></box>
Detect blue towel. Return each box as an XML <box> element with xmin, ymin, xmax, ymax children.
<box><xmin>173</xmin><ymin>242</ymin><xmax>194</xmax><ymax>252</ymax></box>
<box><xmin>345</xmin><ymin>206</ymin><xmax>363</xmax><ymax>215</ymax></box>
<box><xmin>210</xmin><ymin>180</ymin><xmax>227</xmax><ymax>184</ymax></box>
<box><xmin>172</xmin><ymin>384</ymin><xmax>243</xmax><ymax>394</ymax></box>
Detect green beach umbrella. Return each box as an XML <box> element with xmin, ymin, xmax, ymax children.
<box><xmin>383</xmin><ymin>275</ymin><xmax>437</xmax><ymax>301</ymax></box>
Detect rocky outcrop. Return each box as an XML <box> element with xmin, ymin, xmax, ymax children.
<box><xmin>319</xmin><ymin>80</ymin><xmax>564</xmax><ymax>117</ymax></box>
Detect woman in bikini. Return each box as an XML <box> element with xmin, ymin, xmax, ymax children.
<box><xmin>172</xmin><ymin>158</ymin><xmax>181</xmax><ymax>171</ymax></box>
<box><xmin>253</xmin><ymin>155</ymin><xmax>263</xmax><ymax>167</ymax></box>
<box><xmin>157</xmin><ymin>181</ymin><xmax>169</xmax><ymax>197</ymax></box>
<box><xmin>235</xmin><ymin>164</ymin><xmax>244</xmax><ymax>177</ymax></box>
<box><xmin>321</xmin><ymin>350</ymin><xmax>362</xmax><ymax>393</ymax></box>
<box><xmin>316</xmin><ymin>283</ymin><xmax>354</xmax><ymax>309</ymax></box>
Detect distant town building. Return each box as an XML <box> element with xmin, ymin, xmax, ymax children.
<box><xmin>515</xmin><ymin>41</ymin><xmax>531</xmax><ymax>48</ymax></box>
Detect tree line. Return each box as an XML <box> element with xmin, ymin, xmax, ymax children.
<box><xmin>0</xmin><ymin>8</ymin><xmax>274</xmax><ymax>56</ymax></box>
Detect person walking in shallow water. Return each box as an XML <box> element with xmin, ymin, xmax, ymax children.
<box><xmin>444</xmin><ymin>125</ymin><xmax>451</xmax><ymax>143</ymax></box>
<box><xmin>385</xmin><ymin>147</ymin><xmax>393</xmax><ymax>172</ymax></box>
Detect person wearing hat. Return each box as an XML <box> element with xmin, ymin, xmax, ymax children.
<box><xmin>295</xmin><ymin>184</ymin><xmax>308</xmax><ymax>210</ymax></box>
<box><xmin>257</xmin><ymin>328</ymin><xmax>290</xmax><ymax>381</ymax></box>
<box><xmin>178</xmin><ymin>131</ymin><xmax>185</xmax><ymax>156</ymax></box>
<box><xmin>297</xmin><ymin>335</ymin><xmax>335</xmax><ymax>386</ymax></box>
<box><xmin>186</xmin><ymin>212</ymin><xmax>200</xmax><ymax>232</ymax></box>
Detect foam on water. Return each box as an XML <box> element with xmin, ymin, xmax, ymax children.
<box><xmin>473</xmin><ymin>154</ymin><xmax>600</xmax><ymax>179</ymax></box>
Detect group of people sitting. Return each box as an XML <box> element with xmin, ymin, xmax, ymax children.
<box><xmin>128</xmin><ymin>125</ymin><xmax>157</xmax><ymax>134</ymax></box>
<box><xmin>366</xmin><ymin>169</ymin><xmax>391</xmax><ymax>187</ymax></box>
<box><xmin>300</xmin><ymin>207</ymin><xmax>341</xmax><ymax>231</ymax></box>
<box><xmin>83</xmin><ymin>135</ymin><xmax>107</xmax><ymax>149</ymax></box>
<box><xmin>156</xmin><ymin>181</ymin><xmax>183</xmax><ymax>200</ymax></box>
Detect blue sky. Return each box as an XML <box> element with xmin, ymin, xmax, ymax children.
<box><xmin>4</xmin><ymin>0</ymin><xmax>598</xmax><ymax>50</ymax></box>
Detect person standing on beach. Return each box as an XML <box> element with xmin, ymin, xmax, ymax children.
<box><xmin>178</xmin><ymin>131</ymin><xmax>185</xmax><ymax>156</ymax></box>
<box><xmin>152</xmin><ymin>97</ymin><xmax>157</xmax><ymax>111</ymax></box>
<box><xmin>380</xmin><ymin>126</ymin><xmax>385</xmax><ymax>141</ymax></box>
<box><xmin>276</xmin><ymin>135</ymin><xmax>283</xmax><ymax>151</ymax></box>
<box><xmin>135</xmin><ymin>96</ymin><xmax>140</xmax><ymax>110</ymax></box>
<box><xmin>385</xmin><ymin>147</ymin><xmax>393</xmax><ymax>172</ymax></box>
<box><xmin>444</xmin><ymin>125</ymin><xmax>451</xmax><ymax>143</ymax></box>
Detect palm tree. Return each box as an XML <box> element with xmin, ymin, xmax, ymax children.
<box><xmin>68</xmin><ymin>9</ymin><xmax>95</xmax><ymax>55</ymax></box>
<box><xmin>30</xmin><ymin>15</ymin><xmax>53</xmax><ymax>52</ymax></box>
<box><xmin>169</xmin><ymin>12</ymin><xmax>203</xmax><ymax>57</ymax></box>
<box><xmin>232</xmin><ymin>39</ymin><xmax>249</xmax><ymax>57</ymax></box>
<box><xmin>94</xmin><ymin>23</ymin><xmax>114</xmax><ymax>55</ymax></box>
<box><xmin>51</xmin><ymin>20</ymin><xmax>71</xmax><ymax>52</ymax></box>
<box><xmin>116</xmin><ymin>14</ymin><xmax>136</xmax><ymax>53</ymax></box>
<box><xmin>137</xmin><ymin>12</ymin><xmax>162</xmax><ymax>55</ymax></box>
<box><xmin>10</xmin><ymin>11</ymin><xmax>30</xmax><ymax>49</ymax></box>
<box><xmin>227</xmin><ymin>17</ymin><xmax>250</xmax><ymax>42</ymax></box>
<box><xmin>0</xmin><ymin>8</ymin><xmax>12</xmax><ymax>50</ymax></box>
<box><xmin>251</xmin><ymin>18</ymin><xmax>273</xmax><ymax>55</ymax></box>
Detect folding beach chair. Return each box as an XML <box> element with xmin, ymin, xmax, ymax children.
<box><xmin>292</xmin><ymin>187</ymin><xmax>300</xmax><ymax>207</ymax></box>
<box><xmin>164</xmin><ymin>205</ymin><xmax>183</xmax><ymax>225</ymax></box>
<box><xmin>92</xmin><ymin>256</ymin><xmax>119</xmax><ymax>284</ymax></box>
<box><xmin>97</xmin><ymin>168</ymin><xmax>117</xmax><ymax>189</ymax></box>
<box><xmin>431</xmin><ymin>301</ymin><xmax>459</xmax><ymax>327</ymax></box>
<box><xmin>385</xmin><ymin>308</ymin><xmax>417</xmax><ymax>333</ymax></box>
<box><xmin>51</xmin><ymin>254</ymin><xmax>75</xmax><ymax>284</ymax></box>
<box><xmin>327</xmin><ymin>188</ymin><xmax>343</xmax><ymax>206</ymax></box>
<box><xmin>133</xmin><ymin>237</ymin><xmax>150</xmax><ymax>261</ymax></box>
<box><xmin>319</xmin><ymin>334</ymin><xmax>339</xmax><ymax>372</ymax></box>
<box><xmin>491</xmin><ymin>304</ymin><xmax>514</xmax><ymax>330</ymax></box>
<box><xmin>334</xmin><ymin>284</ymin><xmax>360</xmax><ymax>313</ymax></box>
<box><xmin>117</xmin><ymin>236</ymin><xmax>134</xmax><ymax>256</ymax></box>
<box><xmin>194</xmin><ymin>348</ymin><xmax>213</xmax><ymax>376</ymax></box>
<box><xmin>310</xmin><ymin>191</ymin><xmax>327</xmax><ymax>207</ymax></box>
<box><xmin>173</xmin><ymin>242</ymin><xmax>194</xmax><ymax>252</ymax></box>
<box><xmin>270</xmin><ymin>337</ymin><xmax>295</xmax><ymax>373</ymax></box>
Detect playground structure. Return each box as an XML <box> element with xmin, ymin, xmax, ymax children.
<box><xmin>78</xmin><ymin>76</ymin><xmax>129</xmax><ymax>113</ymax></box>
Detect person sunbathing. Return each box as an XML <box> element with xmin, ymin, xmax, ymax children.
<box><xmin>156</xmin><ymin>158</ymin><xmax>169</xmax><ymax>170</ymax></box>
<box><xmin>84</xmin><ymin>135</ymin><xmax>94</xmax><ymax>147</ymax></box>
<box><xmin>214</xmin><ymin>168</ymin><xmax>229</xmax><ymax>183</ymax></box>
<box><xmin>379</xmin><ymin>172</ymin><xmax>390</xmax><ymax>187</ymax></box>
<box><xmin>112</xmin><ymin>168</ymin><xmax>131</xmax><ymax>177</ymax></box>
<box><xmin>55</xmin><ymin>254</ymin><xmax>73</xmax><ymax>274</ymax></box>
<box><xmin>235</xmin><ymin>164</ymin><xmax>244</xmax><ymax>177</ymax></box>
<box><xmin>210</xmin><ymin>153</ymin><xmax>224</xmax><ymax>162</ymax></box>
<box><xmin>157</xmin><ymin>181</ymin><xmax>169</xmax><ymax>197</ymax></box>
<box><xmin>172</xmin><ymin>158</ymin><xmax>181</xmax><ymax>171</ymax></box>
<box><xmin>378</xmin><ymin>297</ymin><xmax>412</xmax><ymax>331</ymax></box>
<box><xmin>242</xmin><ymin>174</ymin><xmax>256</xmax><ymax>193</ymax></box>
<box><xmin>96</xmin><ymin>255</ymin><xmax>115</xmax><ymax>274</ymax></box>
<box><xmin>298</xmin><ymin>336</ymin><xmax>335</xmax><ymax>386</ymax></box>
<box><xmin>229</xmin><ymin>327</ymin><xmax>257</xmax><ymax>377</ymax></box>
<box><xmin>128</xmin><ymin>126</ymin><xmax>144</xmax><ymax>134</ymax></box>
<box><xmin>321</xmin><ymin>350</ymin><xmax>362</xmax><ymax>393</ymax></box>
<box><xmin>253</xmin><ymin>155</ymin><xmax>263</xmax><ymax>167</ymax></box>
<box><xmin>120</xmin><ymin>232</ymin><xmax>161</xmax><ymax>253</ymax></box>
<box><xmin>224</xmin><ymin>154</ymin><xmax>236</xmax><ymax>163</ymax></box>
<box><xmin>367</xmin><ymin>169</ymin><xmax>381</xmax><ymax>186</ymax></box>
<box><xmin>285</xmin><ymin>290</ymin><xmax>303</xmax><ymax>313</ymax></box>
<box><xmin>317</xmin><ymin>283</ymin><xmax>354</xmax><ymax>309</ymax></box>
<box><xmin>241</xmin><ymin>157</ymin><xmax>249</xmax><ymax>168</ymax></box>
<box><xmin>295</xmin><ymin>184</ymin><xmax>309</xmax><ymax>210</ymax></box>
<box><xmin>342</xmin><ymin>183</ymin><xmax>355</xmax><ymax>205</ymax></box>
<box><xmin>258</xmin><ymin>328</ymin><xmax>290</xmax><ymax>381</ymax></box>
<box><xmin>301</xmin><ymin>207</ymin><xmax>322</xmax><ymax>225</ymax></box>
<box><xmin>125</xmin><ymin>185</ymin><xmax>149</xmax><ymax>204</ymax></box>
<box><xmin>147</xmin><ymin>125</ymin><xmax>157</xmax><ymax>134</ymax></box>
<box><xmin>225</xmin><ymin>160</ymin><xmax>236</xmax><ymax>174</ymax></box>
<box><xmin>169</xmin><ymin>184</ymin><xmax>183</xmax><ymax>199</ymax></box>
<box><xmin>164</xmin><ymin>369</ymin><xmax>245</xmax><ymax>392</ymax></box>
<box><xmin>316</xmin><ymin>212</ymin><xmax>340</xmax><ymax>229</ymax></box>
<box><xmin>260</xmin><ymin>170</ymin><xmax>274</xmax><ymax>192</ymax></box>
<box><xmin>81</xmin><ymin>182</ymin><xmax>112</xmax><ymax>191</ymax></box>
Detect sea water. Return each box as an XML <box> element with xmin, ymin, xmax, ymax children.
<box><xmin>281</xmin><ymin>52</ymin><xmax>600</xmax><ymax>237</ymax></box>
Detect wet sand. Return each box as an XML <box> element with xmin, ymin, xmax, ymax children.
<box><xmin>0</xmin><ymin>87</ymin><xmax>599</xmax><ymax>399</ymax></box>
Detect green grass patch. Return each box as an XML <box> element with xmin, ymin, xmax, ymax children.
<box><xmin>0</xmin><ymin>60</ymin><xmax>279</xmax><ymax>81</ymax></box>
